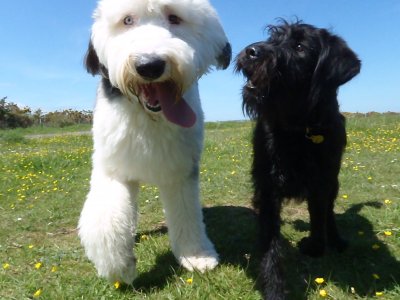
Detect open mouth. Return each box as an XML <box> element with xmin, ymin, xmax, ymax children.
<box><xmin>138</xmin><ymin>81</ymin><xmax>175</xmax><ymax>114</ymax></box>
<box><xmin>141</xmin><ymin>98</ymin><xmax>162</xmax><ymax>113</ymax></box>
<box><xmin>137</xmin><ymin>81</ymin><xmax>197</xmax><ymax>128</ymax></box>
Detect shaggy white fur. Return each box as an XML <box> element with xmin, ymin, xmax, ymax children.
<box><xmin>78</xmin><ymin>0</ymin><xmax>230</xmax><ymax>284</ymax></box>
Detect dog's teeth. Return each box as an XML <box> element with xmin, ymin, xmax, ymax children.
<box><xmin>145</xmin><ymin>102</ymin><xmax>162</xmax><ymax>112</ymax></box>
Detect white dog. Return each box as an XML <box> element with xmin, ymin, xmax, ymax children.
<box><xmin>78</xmin><ymin>0</ymin><xmax>231</xmax><ymax>284</ymax></box>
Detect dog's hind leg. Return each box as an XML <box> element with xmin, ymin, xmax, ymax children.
<box><xmin>78</xmin><ymin>170</ymin><xmax>138</xmax><ymax>284</ymax></box>
<box><xmin>159</xmin><ymin>174</ymin><xmax>219</xmax><ymax>273</ymax></box>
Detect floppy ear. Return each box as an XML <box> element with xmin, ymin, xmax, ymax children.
<box><xmin>84</xmin><ymin>40</ymin><xmax>109</xmax><ymax>78</ymax></box>
<box><xmin>216</xmin><ymin>42</ymin><xmax>232</xmax><ymax>70</ymax></box>
<box><xmin>84</xmin><ymin>41</ymin><xmax>101</xmax><ymax>75</ymax></box>
<box><xmin>309</xmin><ymin>30</ymin><xmax>361</xmax><ymax>107</ymax></box>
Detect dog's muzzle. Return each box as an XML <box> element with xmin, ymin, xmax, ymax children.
<box><xmin>127</xmin><ymin>55</ymin><xmax>196</xmax><ymax>128</ymax></box>
<box><xmin>237</xmin><ymin>42</ymin><xmax>276</xmax><ymax>92</ymax></box>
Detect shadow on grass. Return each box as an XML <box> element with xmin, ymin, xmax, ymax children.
<box><xmin>132</xmin><ymin>251</ymin><xmax>179</xmax><ymax>293</ymax></box>
<box><xmin>131</xmin><ymin>226</ymin><xmax>179</xmax><ymax>293</ymax></box>
<box><xmin>288</xmin><ymin>201</ymin><xmax>400</xmax><ymax>298</ymax></box>
<box><xmin>119</xmin><ymin>202</ymin><xmax>400</xmax><ymax>298</ymax></box>
<box><xmin>206</xmin><ymin>203</ymin><xmax>400</xmax><ymax>299</ymax></box>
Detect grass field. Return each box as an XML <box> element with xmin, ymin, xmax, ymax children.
<box><xmin>0</xmin><ymin>114</ymin><xmax>399</xmax><ymax>299</ymax></box>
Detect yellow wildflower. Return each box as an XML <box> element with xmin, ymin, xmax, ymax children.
<box><xmin>186</xmin><ymin>277</ymin><xmax>193</xmax><ymax>284</ymax></box>
<box><xmin>375</xmin><ymin>291</ymin><xmax>384</xmax><ymax>297</ymax></box>
<box><xmin>319</xmin><ymin>289</ymin><xmax>328</xmax><ymax>297</ymax></box>
<box><xmin>140</xmin><ymin>234</ymin><xmax>149</xmax><ymax>241</ymax></box>
<box><xmin>33</xmin><ymin>289</ymin><xmax>42</xmax><ymax>298</ymax></box>
<box><xmin>114</xmin><ymin>281</ymin><xmax>121</xmax><ymax>289</ymax></box>
<box><xmin>28</xmin><ymin>245</ymin><xmax>34</xmax><ymax>249</ymax></box>
<box><xmin>384</xmin><ymin>231</ymin><xmax>392</xmax><ymax>236</ymax></box>
<box><xmin>51</xmin><ymin>266</ymin><xmax>57</xmax><ymax>273</ymax></box>
<box><xmin>315</xmin><ymin>277</ymin><xmax>325</xmax><ymax>284</ymax></box>
<box><xmin>384</xmin><ymin>199</ymin><xmax>392</xmax><ymax>205</ymax></box>
<box><xmin>342</xmin><ymin>194</ymin><xmax>348</xmax><ymax>199</ymax></box>
<box><xmin>35</xmin><ymin>262</ymin><xmax>42</xmax><ymax>269</ymax></box>
<box><xmin>3</xmin><ymin>263</ymin><xmax>10</xmax><ymax>270</ymax></box>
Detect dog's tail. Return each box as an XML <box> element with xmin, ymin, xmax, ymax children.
<box><xmin>260</xmin><ymin>237</ymin><xmax>285</xmax><ymax>300</ymax></box>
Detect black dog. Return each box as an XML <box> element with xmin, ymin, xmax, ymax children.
<box><xmin>236</xmin><ymin>21</ymin><xmax>361</xmax><ymax>299</ymax></box>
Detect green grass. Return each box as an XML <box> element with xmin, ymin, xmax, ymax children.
<box><xmin>0</xmin><ymin>124</ymin><xmax>91</xmax><ymax>138</ymax></box>
<box><xmin>0</xmin><ymin>114</ymin><xmax>399</xmax><ymax>299</ymax></box>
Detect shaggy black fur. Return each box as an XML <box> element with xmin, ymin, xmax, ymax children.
<box><xmin>236</xmin><ymin>21</ymin><xmax>361</xmax><ymax>300</ymax></box>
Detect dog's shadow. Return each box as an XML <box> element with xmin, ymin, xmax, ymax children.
<box><xmin>127</xmin><ymin>203</ymin><xmax>399</xmax><ymax>298</ymax></box>
<box><xmin>207</xmin><ymin>202</ymin><xmax>400</xmax><ymax>299</ymax></box>
<box><xmin>128</xmin><ymin>206</ymin><xmax>260</xmax><ymax>294</ymax></box>
<box><xmin>286</xmin><ymin>201</ymin><xmax>400</xmax><ymax>298</ymax></box>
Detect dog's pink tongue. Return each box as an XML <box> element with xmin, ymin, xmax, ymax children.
<box><xmin>149</xmin><ymin>82</ymin><xmax>196</xmax><ymax>128</ymax></box>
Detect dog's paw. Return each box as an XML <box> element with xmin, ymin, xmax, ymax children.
<box><xmin>97</xmin><ymin>256</ymin><xmax>137</xmax><ymax>285</ymax></box>
<box><xmin>298</xmin><ymin>237</ymin><xmax>325</xmax><ymax>257</ymax></box>
<box><xmin>118</xmin><ymin>260</ymin><xmax>137</xmax><ymax>284</ymax></box>
<box><xmin>179</xmin><ymin>252</ymin><xmax>219</xmax><ymax>273</ymax></box>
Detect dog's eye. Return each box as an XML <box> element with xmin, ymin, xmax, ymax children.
<box><xmin>123</xmin><ymin>16</ymin><xmax>134</xmax><ymax>26</ymax></box>
<box><xmin>295</xmin><ymin>44</ymin><xmax>305</xmax><ymax>53</ymax></box>
<box><xmin>168</xmin><ymin>14</ymin><xmax>182</xmax><ymax>25</ymax></box>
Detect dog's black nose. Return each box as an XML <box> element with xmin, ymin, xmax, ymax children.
<box><xmin>245</xmin><ymin>46</ymin><xmax>260</xmax><ymax>59</ymax></box>
<box><xmin>135</xmin><ymin>55</ymin><xmax>166</xmax><ymax>80</ymax></box>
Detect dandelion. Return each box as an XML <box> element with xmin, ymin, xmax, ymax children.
<box><xmin>367</xmin><ymin>176</ymin><xmax>372</xmax><ymax>180</ymax></box>
<box><xmin>3</xmin><ymin>263</ymin><xmax>10</xmax><ymax>270</ymax></box>
<box><xmin>375</xmin><ymin>291</ymin><xmax>384</xmax><ymax>297</ymax></box>
<box><xmin>230</xmin><ymin>170</ymin><xmax>236</xmax><ymax>175</ymax></box>
<box><xmin>35</xmin><ymin>262</ymin><xmax>42</xmax><ymax>269</ymax></box>
<box><xmin>384</xmin><ymin>231</ymin><xmax>392</xmax><ymax>237</ymax></box>
<box><xmin>319</xmin><ymin>289</ymin><xmax>328</xmax><ymax>297</ymax></box>
<box><xmin>51</xmin><ymin>266</ymin><xmax>57</xmax><ymax>273</ymax></box>
<box><xmin>33</xmin><ymin>289</ymin><xmax>42</xmax><ymax>298</ymax></box>
<box><xmin>315</xmin><ymin>277</ymin><xmax>325</xmax><ymax>284</ymax></box>
<box><xmin>342</xmin><ymin>194</ymin><xmax>348</xmax><ymax>199</ymax></box>
<box><xmin>28</xmin><ymin>244</ymin><xmax>34</xmax><ymax>249</ymax></box>
<box><xmin>372</xmin><ymin>273</ymin><xmax>380</xmax><ymax>280</ymax></box>
<box><xmin>384</xmin><ymin>199</ymin><xmax>392</xmax><ymax>205</ymax></box>
<box><xmin>114</xmin><ymin>281</ymin><xmax>121</xmax><ymax>289</ymax></box>
<box><xmin>186</xmin><ymin>277</ymin><xmax>193</xmax><ymax>284</ymax></box>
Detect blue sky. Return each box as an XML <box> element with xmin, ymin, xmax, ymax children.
<box><xmin>1</xmin><ymin>0</ymin><xmax>399</xmax><ymax>121</ymax></box>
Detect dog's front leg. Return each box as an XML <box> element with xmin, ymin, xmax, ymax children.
<box><xmin>298</xmin><ymin>192</ymin><xmax>328</xmax><ymax>257</ymax></box>
<box><xmin>159</xmin><ymin>174</ymin><xmax>219</xmax><ymax>272</ymax></box>
<box><xmin>78</xmin><ymin>169</ymin><xmax>139</xmax><ymax>284</ymax></box>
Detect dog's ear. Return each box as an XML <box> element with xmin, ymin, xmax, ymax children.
<box><xmin>309</xmin><ymin>30</ymin><xmax>361</xmax><ymax>107</ymax></box>
<box><xmin>216</xmin><ymin>42</ymin><xmax>232</xmax><ymax>70</ymax></box>
<box><xmin>85</xmin><ymin>41</ymin><xmax>101</xmax><ymax>75</ymax></box>
<box><xmin>84</xmin><ymin>40</ymin><xmax>109</xmax><ymax>78</ymax></box>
